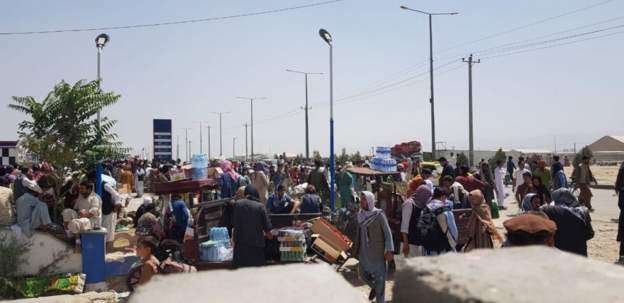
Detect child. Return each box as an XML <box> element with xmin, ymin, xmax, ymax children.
<box><xmin>136</xmin><ymin>236</ymin><xmax>160</xmax><ymax>286</ymax></box>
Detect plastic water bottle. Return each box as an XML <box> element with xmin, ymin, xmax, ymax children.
<box><xmin>191</xmin><ymin>154</ymin><xmax>208</xmax><ymax>180</ymax></box>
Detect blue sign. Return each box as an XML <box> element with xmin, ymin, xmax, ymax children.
<box><xmin>153</xmin><ymin>119</ymin><xmax>172</xmax><ymax>161</ymax></box>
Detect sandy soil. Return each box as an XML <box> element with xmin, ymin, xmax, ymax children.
<box><xmin>566</xmin><ymin>165</ymin><xmax>620</xmax><ymax>185</ymax></box>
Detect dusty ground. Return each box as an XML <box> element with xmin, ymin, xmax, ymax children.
<box><xmin>565</xmin><ymin>164</ymin><xmax>620</xmax><ymax>185</ymax></box>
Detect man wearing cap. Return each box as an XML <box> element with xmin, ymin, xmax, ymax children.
<box><xmin>266</xmin><ymin>185</ymin><xmax>297</xmax><ymax>214</ymax></box>
<box><xmin>438</xmin><ymin>157</ymin><xmax>455</xmax><ymax>181</ymax></box>
<box><xmin>503</xmin><ymin>213</ymin><xmax>557</xmax><ymax>247</ymax></box>
<box><xmin>15</xmin><ymin>178</ymin><xmax>52</xmax><ymax>236</ymax></box>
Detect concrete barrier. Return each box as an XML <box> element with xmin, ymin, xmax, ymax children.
<box><xmin>393</xmin><ymin>246</ymin><xmax>624</xmax><ymax>303</ymax></box>
<box><xmin>129</xmin><ymin>263</ymin><xmax>366</xmax><ymax>303</ymax></box>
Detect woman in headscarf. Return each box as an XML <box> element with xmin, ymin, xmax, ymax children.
<box><xmin>479</xmin><ymin>162</ymin><xmax>496</xmax><ymax>207</ymax></box>
<box><xmin>250</xmin><ymin>162</ymin><xmax>270</xmax><ymax>204</ymax></box>
<box><xmin>521</xmin><ymin>193</ymin><xmax>545</xmax><ymax>212</ymax></box>
<box><xmin>541</xmin><ymin>188</ymin><xmax>594</xmax><ymax>256</ymax></box>
<box><xmin>406</xmin><ymin>175</ymin><xmax>424</xmax><ymax>197</ymax></box>
<box><xmin>352</xmin><ymin>191</ymin><xmax>394</xmax><ymax>303</ymax></box>
<box><xmin>551</xmin><ymin>162</ymin><xmax>568</xmax><ymax>190</ymax></box>
<box><xmin>463</xmin><ymin>190</ymin><xmax>503</xmax><ymax>252</ymax></box>
<box><xmin>531</xmin><ymin>176</ymin><xmax>552</xmax><ymax>203</ymax></box>
<box><xmin>219</xmin><ymin>160</ymin><xmax>241</xmax><ymax>199</ymax></box>
<box><xmin>337</xmin><ymin>163</ymin><xmax>355</xmax><ymax>209</ymax></box>
<box><xmin>400</xmin><ymin>185</ymin><xmax>432</xmax><ymax>257</ymax></box>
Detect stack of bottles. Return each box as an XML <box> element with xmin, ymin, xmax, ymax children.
<box><xmin>200</xmin><ymin>227</ymin><xmax>232</xmax><ymax>262</ymax></box>
<box><xmin>278</xmin><ymin>229</ymin><xmax>306</xmax><ymax>262</ymax></box>
<box><xmin>370</xmin><ymin>147</ymin><xmax>397</xmax><ymax>172</ymax></box>
<box><xmin>191</xmin><ymin>154</ymin><xmax>209</xmax><ymax>180</ymax></box>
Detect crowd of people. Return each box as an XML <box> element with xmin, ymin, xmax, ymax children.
<box><xmin>1</xmin><ymin>152</ymin><xmax>623</xmax><ymax>300</ymax></box>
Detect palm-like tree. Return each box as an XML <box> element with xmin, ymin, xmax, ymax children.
<box><xmin>9</xmin><ymin>79</ymin><xmax>128</xmax><ymax>172</ymax></box>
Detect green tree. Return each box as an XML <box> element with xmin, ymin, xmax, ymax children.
<box><xmin>337</xmin><ymin>148</ymin><xmax>350</xmax><ymax>165</ymax></box>
<box><xmin>350</xmin><ymin>151</ymin><xmax>362</xmax><ymax>164</ymax></box>
<box><xmin>312</xmin><ymin>150</ymin><xmax>322</xmax><ymax>163</ymax></box>
<box><xmin>9</xmin><ymin>79</ymin><xmax>128</xmax><ymax>173</ymax></box>
<box><xmin>488</xmin><ymin>148</ymin><xmax>507</xmax><ymax>169</ymax></box>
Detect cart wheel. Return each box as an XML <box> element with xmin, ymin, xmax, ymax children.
<box><xmin>126</xmin><ymin>266</ymin><xmax>142</xmax><ymax>292</ymax></box>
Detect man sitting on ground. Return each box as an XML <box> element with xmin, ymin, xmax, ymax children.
<box><xmin>15</xmin><ymin>179</ymin><xmax>52</xmax><ymax>236</ymax></box>
<box><xmin>62</xmin><ymin>181</ymin><xmax>102</xmax><ymax>239</ymax></box>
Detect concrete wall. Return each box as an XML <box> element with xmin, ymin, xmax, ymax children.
<box><xmin>393</xmin><ymin>246</ymin><xmax>624</xmax><ymax>303</ymax></box>
<box><xmin>129</xmin><ymin>263</ymin><xmax>365</xmax><ymax>303</ymax></box>
<box><xmin>0</xmin><ymin>229</ymin><xmax>82</xmax><ymax>276</ymax></box>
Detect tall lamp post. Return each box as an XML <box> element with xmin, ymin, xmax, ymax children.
<box><xmin>236</xmin><ymin>97</ymin><xmax>266</xmax><ymax>162</ymax></box>
<box><xmin>286</xmin><ymin>69</ymin><xmax>323</xmax><ymax>160</ymax></box>
<box><xmin>94</xmin><ymin>33</ymin><xmax>109</xmax><ymax>196</ymax></box>
<box><xmin>400</xmin><ymin>6</ymin><xmax>457</xmax><ymax>160</ymax></box>
<box><xmin>319</xmin><ymin>28</ymin><xmax>336</xmax><ymax>210</ymax></box>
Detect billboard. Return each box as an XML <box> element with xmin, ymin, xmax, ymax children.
<box><xmin>153</xmin><ymin>119</ymin><xmax>172</xmax><ymax>161</ymax></box>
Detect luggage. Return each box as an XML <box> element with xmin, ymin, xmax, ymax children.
<box><xmin>416</xmin><ymin>207</ymin><xmax>452</xmax><ymax>252</ymax></box>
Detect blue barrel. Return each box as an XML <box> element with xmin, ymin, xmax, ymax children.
<box><xmin>81</xmin><ymin>229</ymin><xmax>107</xmax><ymax>284</ymax></box>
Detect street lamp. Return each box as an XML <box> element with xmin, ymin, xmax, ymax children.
<box><xmin>318</xmin><ymin>28</ymin><xmax>336</xmax><ymax>211</ymax></box>
<box><xmin>94</xmin><ymin>33</ymin><xmax>109</xmax><ymax>197</ymax></box>
<box><xmin>236</xmin><ymin>97</ymin><xmax>266</xmax><ymax>162</ymax></box>
<box><xmin>286</xmin><ymin>69</ymin><xmax>323</xmax><ymax>160</ymax></box>
<box><xmin>400</xmin><ymin>6</ymin><xmax>458</xmax><ymax>160</ymax></box>
<box><xmin>95</xmin><ymin>33</ymin><xmax>109</xmax><ymax>128</ymax></box>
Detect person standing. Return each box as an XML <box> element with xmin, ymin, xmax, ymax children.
<box><xmin>353</xmin><ymin>191</ymin><xmax>394</xmax><ymax>303</ymax></box>
<box><xmin>506</xmin><ymin>156</ymin><xmax>516</xmax><ymax>185</ymax></box>
<box><xmin>515</xmin><ymin>172</ymin><xmax>534</xmax><ymax>207</ymax></box>
<box><xmin>120</xmin><ymin>164</ymin><xmax>134</xmax><ymax>194</ymax></box>
<box><xmin>494</xmin><ymin>160</ymin><xmax>507</xmax><ymax>210</ymax></box>
<box><xmin>463</xmin><ymin>190</ymin><xmax>503</xmax><ymax>252</ymax></box>
<box><xmin>219</xmin><ymin>160</ymin><xmax>241</xmax><ymax>199</ymax></box>
<box><xmin>0</xmin><ymin>176</ymin><xmax>15</xmax><ymax>226</ymax></box>
<box><xmin>479</xmin><ymin>162</ymin><xmax>496</xmax><ymax>206</ymax></box>
<box><xmin>170</xmin><ymin>194</ymin><xmax>190</xmax><ymax>243</ymax></box>
<box><xmin>551</xmin><ymin>161</ymin><xmax>568</xmax><ymax>190</ymax></box>
<box><xmin>533</xmin><ymin>160</ymin><xmax>551</xmax><ymax>190</ymax></box>
<box><xmin>615</xmin><ymin>161</ymin><xmax>624</xmax><ymax>264</ymax></box>
<box><xmin>250</xmin><ymin>163</ymin><xmax>270</xmax><ymax>204</ymax></box>
<box><xmin>134</xmin><ymin>164</ymin><xmax>146</xmax><ymax>197</ymax></box>
<box><xmin>513</xmin><ymin>157</ymin><xmax>530</xmax><ymax>193</ymax></box>
<box><xmin>401</xmin><ymin>185</ymin><xmax>432</xmax><ymax>257</ymax></box>
<box><xmin>336</xmin><ymin>163</ymin><xmax>355</xmax><ymax>209</ymax></box>
<box><xmin>438</xmin><ymin>157</ymin><xmax>455</xmax><ymax>181</ymax></box>
<box><xmin>573</xmin><ymin>156</ymin><xmax>597</xmax><ymax>211</ymax></box>
<box><xmin>541</xmin><ymin>188</ymin><xmax>594</xmax><ymax>256</ymax></box>
<box><xmin>232</xmin><ymin>185</ymin><xmax>273</xmax><ymax>268</ymax></box>
<box><xmin>308</xmin><ymin>160</ymin><xmax>330</xmax><ymax>203</ymax></box>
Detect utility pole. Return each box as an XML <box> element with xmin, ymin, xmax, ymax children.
<box><xmin>199</xmin><ymin>122</ymin><xmax>203</xmax><ymax>154</ymax></box>
<box><xmin>462</xmin><ymin>54</ymin><xmax>480</xmax><ymax>168</ymax></box>
<box><xmin>206</xmin><ymin>126</ymin><xmax>212</xmax><ymax>160</ymax></box>
<box><xmin>183</xmin><ymin>128</ymin><xmax>192</xmax><ymax>162</ymax></box>
<box><xmin>286</xmin><ymin>69</ymin><xmax>323</xmax><ymax>160</ymax></box>
<box><xmin>233</xmin><ymin>137</ymin><xmax>236</xmax><ymax>159</ymax></box>
<box><xmin>400</xmin><ymin>6</ymin><xmax>458</xmax><ymax>160</ymax></box>
<box><xmin>243</xmin><ymin>123</ymin><xmax>249</xmax><ymax>162</ymax></box>
<box><xmin>176</xmin><ymin>135</ymin><xmax>180</xmax><ymax>160</ymax></box>
<box><xmin>210</xmin><ymin>112</ymin><xmax>230</xmax><ymax>158</ymax></box>
<box><xmin>237</xmin><ymin>97</ymin><xmax>266</xmax><ymax>162</ymax></box>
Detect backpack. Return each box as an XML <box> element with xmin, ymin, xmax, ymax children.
<box><xmin>416</xmin><ymin>207</ymin><xmax>452</xmax><ymax>252</ymax></box>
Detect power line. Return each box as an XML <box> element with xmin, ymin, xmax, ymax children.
<box><xmin>0</xmin><ymin>0</ymin><xmax>344</xmax><ymax>36</ymax></box>
<box><xmin>435</xmin><ymin>0</ymin><xmax>617</xmax><ymax>55</ymax></box>
<box><xmin>470</xmin><ymin>15</ymin><xmax>624</xmax><ymax>55</ymax></box>
<box><xmin>475</xmin><ymin>23</ymin><xmax>624</xmax><ymax>56</ymax></box>
<box><xmin>480</xmin><ymin>29</ymin><xmax>624</xmax><ymax>60</ymax></box>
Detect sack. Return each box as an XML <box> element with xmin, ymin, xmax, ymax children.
<box><xmin>416</xmin><ymin>207</ymin><xmax>451</xmax><ymax>252</ymax></box>
<box><xmin>159</xmin><ymin>257</ymin><xmax>197</xmax><ymax>274</ymax></box>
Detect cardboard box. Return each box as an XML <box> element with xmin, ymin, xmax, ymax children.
<box><xmin>310</xmin><ymin>218</ymin><xmax>352</xmax><ymax>252</ymax></box>
<box><xmin>311</xmin><ymin>238</ymin><xmax>341</xmax><ymax>263</ymax></box>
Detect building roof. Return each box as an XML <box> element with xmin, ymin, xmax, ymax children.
<box><xmin>589</xmin><ymin>135</ymin><xmax>624</xmax><ymax>152</ymax></box>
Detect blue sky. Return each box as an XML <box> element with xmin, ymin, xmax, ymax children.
<box><xmin>1</xmin><ymin>0</ymin><xmax>623</xmax><ymax>159</ymax></box>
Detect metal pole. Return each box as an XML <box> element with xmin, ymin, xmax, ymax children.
<box><xmin>244</xmin><ymin>124</ymin><xmax>249</xmax><ymax>162</ymax></box>
<box><xmin>305</xmin><ymin>74</ymin><xmax>310</xmax><ymax>160</ymax></box>
<box><xmin>207</xmin><ymin>126</ymin><xmax>211</xmax><ymax>160</ymax></box>
<box><xmin>329</xmin><ymin>44</ymin><xmax>335</xmax><ymax>210</ymax></box>
<box><xmin>97</xmin><ymin>47</ymin><xmax>102</xmax><ymax>127</ymax></box>
<box><xmin>251</xmin><ymin>99</ymin><xmax>254</xmax><ymax>162</ymax></box>
<box><xmin>233</xmin><ymin>137</ymin><xmax>236</xmax><ymax>159</ymax></box>
<box><xmin>199</xmin><ymin>122</ymin><xmax>203</xmax><ymax>154</ymax></box>
<box><xmin>467</xmin><ymin>55</ymin><xmax>474</xmax><ymax>168</ymax></box>
<box><xmin>219</xmin><ymin>113</ymin><xmax>223</xmax><ymax>157</ymax></box>
<box><xmin>176</xmin><ymin>135</ymin><xmax>180</xmax><ymax>160</ymax></box>
<box><xmin>428</xmin><ymin>14</ymin><xmax>436</xmax><ymax>160</ymax></box>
